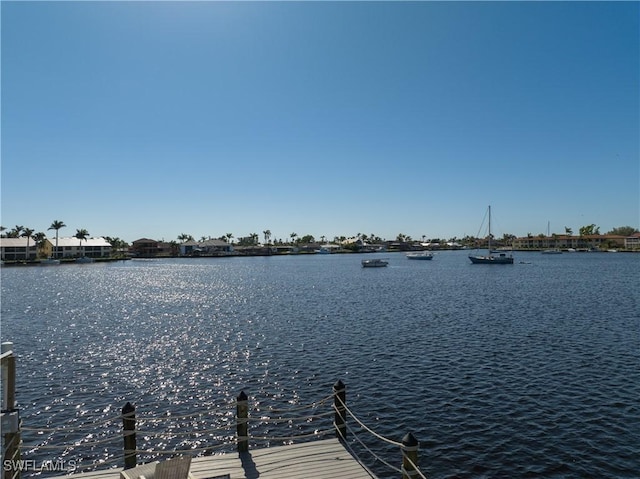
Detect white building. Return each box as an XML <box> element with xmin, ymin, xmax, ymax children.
<box><xmin>625</xmin><ymin>233</ymin><xmax>640</xmax><ymax>250</ymax></box>
<box><xmin>0</xmin><ymin>237</ymin><xmax>38</xmax><ymax>261</ymax></box>
<box><xmin>49</xmin><ymin>237</ymin><xmax>112</xmax><ymax>258</ymax></box>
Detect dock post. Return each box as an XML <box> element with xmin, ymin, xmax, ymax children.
<box><xmin>401</xmin><ymin>432</ymin><xmax>419</xmax><ymax>479</ymax></box>
<box><xmin>2</xmin><ymin>342</ymin><xmax>21</xmax><ymax>479</ymax></box>
<box><xmin>236</xmin><ymin>391</ymin><xmax>249</xmax><ymax>452</ymax></box>
<box><xmin>333</xmin><ymin>380</ymin><xmax>347</xmax><ymax>441</ymax></box>
<box><xmin>122</xmin><ymin>402</ymin><xmax>137</xmax><ymax>469</ymax></box>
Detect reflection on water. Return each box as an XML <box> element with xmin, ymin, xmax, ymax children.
<box><xmin>2</xmin><ymin>252</ymin><xmax>639</xmax><ymax>478</ymax></box>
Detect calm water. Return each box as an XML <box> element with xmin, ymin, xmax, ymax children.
<box><xmin>1</xmin><ymin>251</ymin><xmax>639</xmax><ymax>478</ymax></box>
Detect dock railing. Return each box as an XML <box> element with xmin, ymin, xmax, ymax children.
<box><xmin>332</xmin><ymin>380</ymin><xmax>426</xmax><ymax>479</ymax></box>
<box><xmin>5</xmin><ymin>343</ymin><xmax>428</xmax><ymax>479</ymax></box>
<box><xmin>1</xmin><ymin>342</ymin><xmax>21</xmax><ymax>479</ymax></box>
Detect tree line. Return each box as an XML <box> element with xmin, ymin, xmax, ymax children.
<box><xmin>2</xmin><ymin>221</ymin><xmax>637</xmax><ymax>253</ymax></box>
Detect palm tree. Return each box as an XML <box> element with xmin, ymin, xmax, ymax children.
<box><xmin>290</xmin><ymin>232</ymin><xmax>298</xmax><ymax>245</ymax></box>
<box><xmin>105</xmin><ymin>237</ymin><xmax>128</xmax><ymax>256</ymax></box>
<box><xmin>169</xmin><ymin>240</ymin><xmax>179</xmax><ymax>256</ymax></box>
<box><xmin>8</xmin><ymin>225</ymin><xmax>23</xmax><ymax>238</ymax></box>
<box><xmin>75</xmin><ymin>229</ymin><xmax>89</xmax><ymax>258</ymax></box>
<box><xmin>225</xmin><ymin>233</ymin><xmax>234</xmax><ymax>244</ymax></box>
<box><xmin>0</xmin><ymin>226</ymin><xmax>6</xmax><ymax>237</ymax></box>
<box><xmin>263</xmin><ymin>230</ymin><xmax>271</xmax><ymax>245</ymax></box>
<box><xmin>21</xmin><ymin>227</ymin><xmax>34</xmax><ymax>260</ymax></box>
<box><xmin>48</xmin><ymin>220</ymin><xmax>66</xmax><ymax>258</ymax></box>
<box><xmin>177</xmin><ymin>233</ymin><xmax>193</xmax><ymax>243</ymax></box>
<box><xmin>32</xmin><ymin>232</ymin><xmax>47</xmax><ymax>258</ymax></box>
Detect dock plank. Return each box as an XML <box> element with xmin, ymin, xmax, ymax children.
<box><xmin>62</xmin><ymin>439</ymin><xmax>376</xmax><ymax>479</ymax></box>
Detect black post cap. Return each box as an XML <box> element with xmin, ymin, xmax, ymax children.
<box><xmin>402</xmin><ymin>432</ymin><xmax>418</xmax><ymax>447</ymax></box>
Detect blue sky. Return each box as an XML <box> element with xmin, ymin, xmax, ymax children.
<box><xmin>2</xmin><ymin>1</ymin><xmax>638</xmax><ymax>244</ymax></box>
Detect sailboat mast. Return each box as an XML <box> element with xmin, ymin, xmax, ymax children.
<box><xmin>488</xmin><ymin>205</ymin><xmax>492</xmax><ymax>252</ymax></box>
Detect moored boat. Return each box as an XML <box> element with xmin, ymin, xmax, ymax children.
<box><xmin>406</xmin><ymin>252</ymin><xmax>433</xmax><ymax>260</ymax></box>
<box><xmin>361</xmin><ymin>258</ymin><xmax>388</xmax><ymax>268</ymax></box>
<box><xmin>469</xmin><ymin>253</ymin><xmax>514</xmax><ymax>264</ymax></box>
<box><xmin>40</xmin><ymin>258</ymin><xmax>61</xmax><ymax>265</ymax></box>
<box><xmin>469</xmin><ymin>205</ymin><xmax>514</xmax><ymax>265</ymax></box>
<box><xmin>541</xmin><ymin>221</ymin><xmax>562</xmax><ymax>254</ymax></box>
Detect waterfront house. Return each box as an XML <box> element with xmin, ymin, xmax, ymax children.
<box><xmin>180</xmin><ymin>239</ymin><xmax>233</xmax><ymax>256</ymax></box>
<box><xmin>131</xmin><ymin>238</ymin><xmax>160</xmax><ymax>256</ymax></box>
<box><xmin>0</xmin><ymin>237</ymin><xmax>38</xmax><ymax>261</ymax></box>
<box><xmin>340</xmin><ymin>237</ymin><xmax>387</xmax><ymax>252</ymax></box>
<box><xmin>131</xmin><ymin>238</ymin><xmax>175</xmax><ymax>257</ymax></box>
<box><xmin>512</xmin><ymin>234</ymin><xmax>626</xmax><ymax>251</ymax></box>
<box><xmin>340</xmin><ymin>237</ymin><xmax>364</xmax><ymax>248</ymax></box>
<box><xmin>625</xmin><ymin>233</ymin><xmax>640</xmax><ymax>250</ymax></box>
<box><xmin>48</xmin><ymin>237</ymin><xmax>112</xmax><ymax>258</ymax></box>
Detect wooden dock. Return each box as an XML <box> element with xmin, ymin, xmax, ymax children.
<box><xmin>2</xmin><ymin>349</ymin><xmax>418</xmax><ymax>479</ymax></box>
<box><xmin>56</xmin><ymin>439</ymin><xmax>377</xmax><ymax>479</ymax></box>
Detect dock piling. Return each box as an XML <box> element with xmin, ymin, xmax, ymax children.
<box><xmin>333</xmin><ymin>380</ymin><xmax>347</xmax><ymax>441</ymax></box>
<box><xmin>236</xmin><ymin>391</ymin><xmax>249</xmax><ymax>452</ymax></box>
<box><xmin>2</xmin><ymin>342</ymin><xmax>21</xmax><ymax>479</ymax></box>
<box><xmin>122</xmin><ymin>402</ymin><xmax>137</xmax><ymax>469</ymax></box>
<box><xmin>401</xmin><ymin>432</ymin><xmax>419</xmax><ymax>479</ymax></box>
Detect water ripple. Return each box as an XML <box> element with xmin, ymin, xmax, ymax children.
<box><xmin>1</xmin><ymin>252</ymin><xmax>639</xmax><ymax>478</ymax></box>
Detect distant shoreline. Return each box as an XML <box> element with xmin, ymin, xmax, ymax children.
<box><xmin>2</xmin><ymin>247</ymin><xmax>637</xmax><ymax>267</ymax></box>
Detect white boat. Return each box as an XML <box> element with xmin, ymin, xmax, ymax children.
<box><xmin>541</xmin><ymin>221</ymin><xmax>562</xmax><ymax>254</ymax></box>
<box><xmin>76</xmin><ymin>257</ymin><xmax>95</xmax><ymax>263</ymax></box>
<box><xmin>40</xmin><ymin>258</ymin><xmax>61</xmax><ymax>265</ymax></box>
<box><xmin>469</xmin><ymin>206</ymin><xmax>514</xmax><ymax>265</ymax></box>
<box><xmin>406</xmin><ymin>252</ymin><xmax>433</xmax><ymax>260</ymax></box>
<box><xmin>361</xmin><ymin>258</ymin><xmax>388</xmax><ymax>268</ymax></box>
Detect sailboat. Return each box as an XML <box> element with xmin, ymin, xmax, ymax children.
<box><xmin>541</xmin><ymin>221</ymin><xmax>562</xmax><ymax>254</ymax></box>
<box><xmin>468</xmin><ymin>205</ymin><xmax>514</xmax><ymax>264</ymax></box>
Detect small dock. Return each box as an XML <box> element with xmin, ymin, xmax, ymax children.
<box><xmin>3</xmin><ymin>345</ymin><xmax>426</xmax><ymax>479</ymax></box>
<box><xmin>51</xmin><ymin>439</ymin><xmax>375</xmax><ymax>479</ymax></box>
